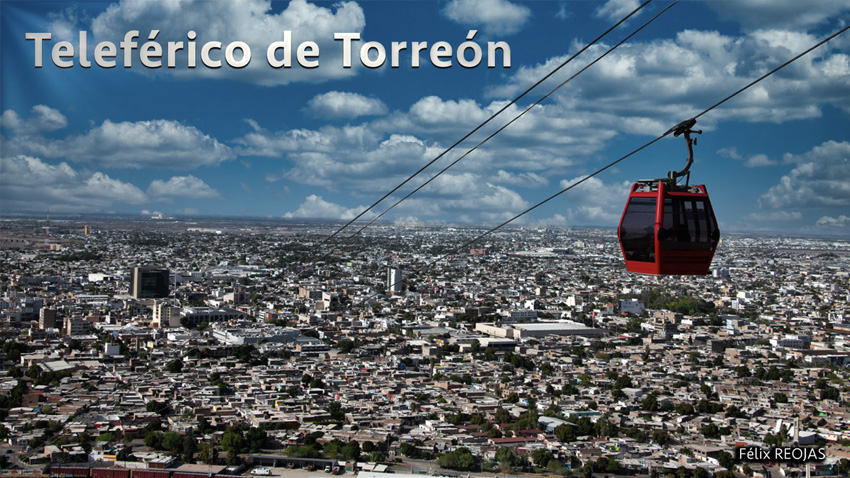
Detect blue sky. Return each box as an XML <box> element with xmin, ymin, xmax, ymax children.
<box><xmin>2</xmin><ymin>0</ymin><xmax>849</xmax><ymax>234</ymax></box>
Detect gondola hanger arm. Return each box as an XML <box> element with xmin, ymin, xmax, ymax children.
<box><xmin>665</xmin><ymin>118</ymin><xmax>702</xmax><ymax>183</ymax></box>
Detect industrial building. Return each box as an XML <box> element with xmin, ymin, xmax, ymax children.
<box><xmin>475</xmin><ymin>321</ymin><xmax>603</xmax><ymax>339</ymax></box>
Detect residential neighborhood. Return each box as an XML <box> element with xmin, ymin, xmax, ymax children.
<box><xmin>0</xmin><ymin>217</ymin><xmax>848</xmax><ymax>478</ymax></box>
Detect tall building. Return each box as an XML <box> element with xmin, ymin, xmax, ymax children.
<box><xmin>153</xmin><ymin>300</ymin><xmax>181</xmax><ymax>328</ymax></box>
<box><xmin>387</xmin><ymin>267</ymin><xmax>404</xmax><ymax>296</ymax></box>
<box><xmin>39</xmin><ymin>308</ymin><xmax>57</xmax><ymax>329</ymax></box>
<box><xmin>64</xmin><ymin>317</ymin><xmax>91</xmax><ymax>337</ymax></box>
<box><xmin>130</xmin><ymin>267</ymin><xmax>169</xmax><ymax>299</ymax></box>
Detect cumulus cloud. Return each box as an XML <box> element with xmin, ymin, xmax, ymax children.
<box><xmin>742</xmin><ymin>154</ymin><xmax>779</xmax><ymax>168</ymax></box>
<box><xmin>6</xmin><ymin>119</ymin><xmax>234</xmax><ymax>170</ymax></box>
<box><xmin>488</xmin><ymin>27</ymin><xmax>850</xmax><ymax>127</ymax></box>
<box><xmin>758</xmin><ymin>140</ymin><xmax>850</xmax><ymax>210</ymax></box>
<box><xmin>0</xmin><ymin>105</ymin><xmax>67</xmax><ymax>134</ymax></box>
<box><xmin>555</xmin><ymin>4</ymin><xmax>572</xmax><ymax>21</ymax></box>
<box><xmin>490</xmin><ymin>170</ymin><xmax>548</xmax><ymax>188</ymax></box>
<box><xmin>87</xmin><ymin>0</ymin><xmax>365</xmax><ymax>86</ymax></box>
<box><xmin>558</xmin><ymin>176</ymin><xmax>633</xmax><ymax>225</ymax></box>
<box><xmin>0</xmin><ymin>155</ymin><xmax>147</xmax><ymax>213</ymax></box>
<box><xmin>147</xmin><ymin>175</ymin><xmax>221</xmax><ymax>199</ymax></box>
<box><xmin>442</xmin><ymin>0</ymin><xmax>531</xmax><ymax>36</ymax></box>
<box><xmin>706</xmin><ymin>1</ymin><xmax>850</xmax><ymax>31</ymax></box>
<box><xmin>283</xmin><ymin>195</ymin><xmax>373</xmax><ymax>220</ymax></box>
<box><xmin>239</xmin><ymin>125</ymin><xmax>430</xmax><ymax>191</ymax></box>
<box><xmin>718</xmin><ymin>147</ymin><xmax>778</xmax><ymax>168</ymax></box>
<box><xmin>594</xmin><ymin>0</ymin><xmax>641</xmax><ymax>23</ymax></box>
<box><xmin>815</xmin><ymin>215</ymin><xmax>850</xmax><ymax>229</ymax></box>
<box><xmin>306</xmin><ymin>92</ymin><xmax>388</xmax><ymax>119</ymax></box>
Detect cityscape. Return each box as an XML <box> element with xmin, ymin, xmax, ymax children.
<box><xmin>3</xmin><ymin>1</ymin><xmax>850</xmax><ymax>477</ymax></box>
<box><xmin>0</xmin><ymin>216</ymin><xmax>848</xmax><ymax>478</ymax></box>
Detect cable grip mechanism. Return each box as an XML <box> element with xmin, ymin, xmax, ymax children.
<box><xmin>664</xmin><ymin>118</ymin><xmax>702</xmax><ymax>185</ymax></box>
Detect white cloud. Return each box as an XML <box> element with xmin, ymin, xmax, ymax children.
<box><xmin>239</xmin><ymin>125</ymin><xmax>429</xmax><ymax>191</ymax></box>
<box><xmin>7</xmin><ymin>119</ymin><xmax>234</xmax><ymax>170</ymax></box>
<box><xmin>815</xmin><ymin>215</ymin><xmax>850</xmax><ymax>229</ymax></box>
<box><xmin>706</xmin><ymin>1</ymin><xmax>850</xmax><ymax>31</ymax></box>
<box><xmin>435</xmin><ymin>182</ymin><xmax>529</xmax><ymax>220</ymax></box>
<box><xmin>558</xmin><ymin>176</ymin><xmax>633</xmax><ymax>225</ymax></box>
<box><xmin>555</xmin><ymin>4</ymin><xmax>571</xmax><ymax>20</ymax></box>
<box><xmin>743</xmin><ymin>154</ymin><xmax>778</xmax><ymax>168</ymax></box>
<box><xmin>147</xmin><ymin>175</ymin><xmax>221</xmax><ymax>199</ymax></box>
<box><xmin>0</xmin><ymin>155</ymin><xmax>147</xmax><ymax>213</ymax></box>
<box><xmin>488</xmin><ymin>27</ymin><xmax>850</xmax><ymax>126</ymax></box>
<box><xmin>236</xmin><ymin>123</ymin><xmax>380</xmax><ymax>158</ymax></box>
<box><xmin>0</xmin><ymin>105</ymin><xmax>67</xmax><ymax>134</ymax></box>
<box><xmin>88</xmin><ymin>0</ymin><xmax>365</xmax><ymax>86</ymax></box>
<box><xmin>742</xmin><ymin>211</ymin><xmax>802</xmax><ymax>222</ymax></box>
<box><xmin>393</xmin><ymin>216</ymin><xmax>422</xmax><ymax>226</ymax></box>
<box><xmin>283</xmin><ymin>195</ymin><xmax>373</xmax><ymax>220</ymax></box>
<box><xmin>490</xmin><ymin>170</ymin><xmax>548</xmax><ymax>188</ymax></box>
<box><xmin>719</xmin><ymin>147</ymin><xmax>778</xmax><ymax>167</ymax></box>
<box><xmin>442</xmin><ymin>0</ymin><xmax>531</xmax><ymax>36</ymax></box>
<box><xmin>594</xmin><ymin>0</ymin><xmax>640</xmax><ymax>23</ymax></box>
<box><xmin>174</xmin><ymin>207</ymin><xmax>200</xmax><ymax>216</ymax></box>
<box><xmin>306</xmin><ymin>92</ymin><xmax>388</xmax><ymax>119</ymax></box>
<box><xmin>758</xmin><ymin>140</ymin><xmax>850</xmax><ymax>210</ymax></box>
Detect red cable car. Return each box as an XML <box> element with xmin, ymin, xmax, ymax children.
<box><xmin>618</xmin><ymin>119</ymin><xmax>720</xmax><ymax>275</ymax></box>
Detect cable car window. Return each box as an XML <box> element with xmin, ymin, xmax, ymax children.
<box><xmin>662</xmin><ymin>197</ymin><xmax>716</xmax><ymax>251</ymax></box>
<box><xmin>620</xmin><ymin>197</ymin><xmax>656</xmax><ymax>262</ymax></box>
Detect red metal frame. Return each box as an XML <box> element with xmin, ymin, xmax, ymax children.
<box><xmin>618</xmin><ymin>182</ymin><xmax>719</xmax><ymax>275</ymax></box>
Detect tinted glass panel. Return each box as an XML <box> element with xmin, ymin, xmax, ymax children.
<box><xmin>620</xmin><ymin>197</ymin><xmax>656</xmax><ymax>262</ymax></box>
<box><xmin>661</xmin><ymin>197</ymin><xmax>718</xmax><ymax>251</ymax></box>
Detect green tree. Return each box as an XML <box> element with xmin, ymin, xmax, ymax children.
<box><xmin>144</xmin><ymin>431</ymin><xmax>164</xmax><ymax>450</ymax></box>
<box><xmin>496</xmin><ymin>447</ymin><xmax>522</xmax><ymax>471</ymax></box>
<box><xmin>341</xmin><ymin>441</ymin><xmax>361</xmax><ymax>461</ymax></box>
<box><xmin>652</xmin><ymin>429</ymin><xmax>669</xmax><ymax>446</ymax></box>
<box><xmin>323</xmin><ymin>439</ymin><xmax>344</xmax><ymax>458</ymax></box>
<box><xmin>183</xmin><ymin>435</ymin><xmax>198</xmax><ymax>463</ymax></box>
<box><xmin>735</xmin><ymin>366</ymin><xmax>751</xmax><ymax>378</ymax></box>
<box><xmin>718</xmin><ymin>451</ymin><xmax>735</xmax><ymax>470</ymax></box>
<box><xmin>199</xmin><ymin>442</ymin><xmax>218</xmax><ymax>464</ymax></box>
<box><xmin>555</xmin><ymin>424</ymin><xmax>576</xmax><ymax>443</ymax></box>
<box><xmin>2</xmin><ymin>341</ymin><xmax>24</xmax><ymax>362</ymax></box>
<box><xmin>196</xmin><ymin>416</ymin><xmax>213</xmax><ymax>434</ymax></box>
<box><xmin>641</xmin><ymin>394</ymin><xmax>658</xmax><ymax>412</ymax></box>
<box><xmin>369</xmin><ymin>450</ymin><xmax>387</xmax><ymax>462</ymax></box>
<box><xmin>146</xmin><ymin>400</ymin><xmax>168</xmax><ymax>415</ymax></box>
<box><xmin>532</xmin><ymin>448</ymin><xmax>554</xmax><ymax>467</ymax></box>
<box><xmin>162</xmin><ymin>431</ymin><xmax>183</xmax><ymax>452</ymax></box>
<box><xmin>326</xmin><ymin>401</ymin><xmax>345</xmax><ymax>421</ymax></box>
<box><xmin>26</xmin><ymin>364</ymin><xmax>41</xmax><ymax>380</ymax></box>
<box><xmin>701</xmin><ymin>423</ymin><xmax>720</xmax><ymax>439</ymax></box>
<box><xmin>614</xmin><ymin>375</ymin><xmax>633</xmax><ymax>389</ymax></box>
<box><xmin>166</xmin><ymin>359</ymin><xmax>183</xmax><ymax>373</ymax></box>
<box><xmin>495</xmin><ymin>407</ymin><xmax>512</xmax><ymax>423</ymax></box>
<box><xmin>438</xmin><ymin>448</ymin><xmax>477</xmax><ymax>471</ymax></box>
<box><xmin>233</xmin><ymin>343</ymin><xmax>257</xmax><ymax>363</ymax></box>
<box><xmin>245</xmin><ymin>427</ymin><xmax>267</xmax><ymax>452</ymax></box>
<box><xmin>221</xmin><ymin>427</ymin><xmax>246</xmax><ymax>454</ymax></box>
<box><xmin>337</xmin><ymin>340</ymin><xmax>355</xmax><ymax>354</ymax></box>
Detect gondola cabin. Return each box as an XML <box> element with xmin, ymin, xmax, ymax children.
<box><xmin>618</xmin><ymin>180</ymin><xmax>719</xmax><ymax>275</ymax></box>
